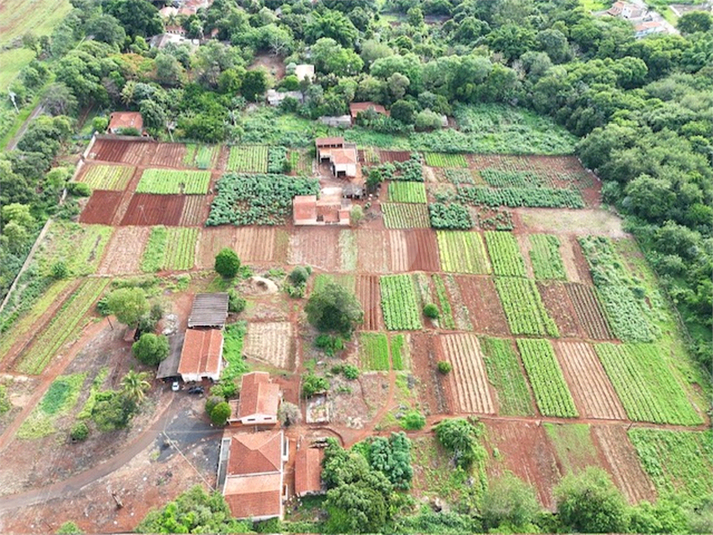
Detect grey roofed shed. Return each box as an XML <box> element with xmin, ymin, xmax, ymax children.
<box><xmin>188</xmin><ymin>293</ymin><xmax>229</xmax><ymax>328</ymax></box>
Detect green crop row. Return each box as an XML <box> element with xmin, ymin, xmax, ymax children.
<box><xmin>388</xmin><ymin>181</ymin><xmax>427</xmax><ymax>203</ymax></box>
<box><xmin>381</xmin><ymin>203</ymin><xmax>430</xmax><ymax>229</ymax></box>
<box><xmin>359</xmin><ymin>332</ymin><xmax>390</xmax><ymax>371</ymax></box>
<box><xmin>428</xmin><ymin>202</ymin><xmax>473</xmax><ymax>230</ymax></box>
<box><xmin>529</xmin><ymin>234</ymin><xmax>567</xmax><ymax>280</ymax></box>
<box><xmin>380</xmin><ymin>275</ymin><xmax>422</xmax><ymax>331</ymax></box>
<box><xmin>484</xmin><ymin>231</ymin><xmax>526</xmax><ymax>277</ymax></box>
<box><xmin>78</xmin><ymin>164</ymin><xmax>134</xmax><ymax>190</ymax></box>
<box><xmin>432</xmin><ymin>274</ymin><xmax>456</xmax><ymax>330</ymax></box>
<box><xmin>480</xmin><ymin>337</ymin><xmax>535</xmax><ymax>416</ymax></box>
<box><xmin>457</xmin><ymin>186</ymin><xmax>585</xmax><ymax>208</ymax></box>
<box><xmin>207</xmin><ymin>173</ymin><xmax>319</xmax><ymax>226</ymax></box>
<box><xmin>628</xmin><ymin>429</ymin><xmax>713</xmax><ymax>499</ymax></box>
<box><xmin>390</xmin><ymin>334</ymin><xmax>408</xmax><ymax>371</ymax></box>
<box><xmin>226</xmin><ymin>145</ymin><xmax>269</xmax><ymax>172</ymax></box>
<box><xmin>495</xmin><ymin>277</ymin><xmax>559</xmax><ymax>337</ymax></box>
<box><xmin>268</xmin><ymin>146</ymin><xmax>288</xmax><ymax>173</ymax></box>
<box><xmin>437</xmin><ymin>231</ymin><xmax>491</xmax><ymax>274</ymax></box>
<box><xmin>516</xmin><ymin>339</ymin><xmax>578</xmax><ymax>418</ymax></box>
<box><xmin>136</xmin><ymin>168</ymin><xmax>211</xmax><ymax>194</ymax></box>
<box><xmin>594</xmin><ymin>343</ymin><xmax>702</xmax><ymax>425</ymax></box>
<box><xmin>35</xmin><ymin>222</ymin><xmax>113</xmax><ymax>278</ymax></box>
<box><xmin>424</xmin><ymin>152</ymin><xmax>467</xmax><ymax>168</ymax></box>
<box><xmin>16</xmin><ymin>279</ymin><xmax>110</xmax><ymax>375</ymax></box>
<box><xmin>480</xmin><ymin>169</ymin><xmax>548</xmax><ymax>188</ymax></box>
<box><xmin>444</xmin><ymin>168</ymin><xmax>474</xmax><ymax>184</ymax></box>
<box><xmin>142</xmin><ymin>226</ymin><xmax>197</xmax><ymax>272</ymax></box>
<box><xmin>196</xmin><ymin>145</ymin><xmax>219</xmax><ymax>169</ymax></box>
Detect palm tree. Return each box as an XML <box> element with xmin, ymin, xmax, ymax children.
<box><xmin>121</xmin><ymin>370</ymin><xmax>151</xmax><ymax>404</ymax></box>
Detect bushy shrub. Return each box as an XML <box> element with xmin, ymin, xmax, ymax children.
<box><xmin>423</xmin><ymin>303</ymin><xmax>440</xmax><ymax>319</ymax></box>
<box><xmin>215</xmin><ymin>248</ymin><xmax>241</xmax><ymax>278</ymax></box>
<box><xmin>401</xmin><ymin>410</ymin><xmax>426</xmax><ymax>430</ymax></box>
<box><xmin>227</xmin><ymin>288</ymin><xmax>246</xmax><ymax>313</ymax></box>
<box><xmin>70</xmin><ymin>421</ymin><xmax>89</xmax><ymax>442</ymax></box>
<box><xmin>289</xmin><ymin>266</ymin><xmax>310</xmax><ymax>285</ymax></box>
<box><xmin>342</xmin><ymin>364</ymin><xmax>360</xmax><ymax>380</ymax></box>
<box><xmin>66</xmin><ymin>182</ymin><xmax>91</xmax><ymax>197</ymax></box>
<box><xmin>302</xmin><ymin>374</ymin><xmax>329</xmax><ymax>397</ymax></box>
<box><xmin>50</xmin><ymin>261</ymin><xmax>69</xmax><ymax>279</ymax></box>
<box><xmin>209</xmin><ymin>401</ymin><xmax>231</xmax><ymax>425</ymax></box>
<box><xmin>437</xmin><ymin>361</ymin><xmax>452</xmax><ymax>374</ymax></box>
<box><xmin>315</xmin><ymin>334</ymin><xmax>345</xmax><ymax>356</ymax></box>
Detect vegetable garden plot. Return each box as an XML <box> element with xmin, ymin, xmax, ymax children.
<box><xmin>142</xmin><ymin>227</ymin><xmax>197</xmax><ymax>272</ymax></box>
<box><xmin>457</xmin><ymin>276</ymin><xmax>510</xmax><ymax>336</ymax></box>
<box><xmin>469</xmin><ymin>154</ymin><xmax>594</xmax><ymax>189</ymax></box>
<box><xmin>381</xmin><ymin>203</ymin><xmax>430</xmax><ymax>229</ymax></box>
<box><xmin>554</xmin><ymin>341</ymin><xmax>626</xmax><ymax>420</ymax></box>
<box><xmin>516</xmin><ymin>339</ymin><xmax>578</xmax><ymax>418</ymax></box>
<box><xmin>97</xmin><ymin>226</ymin><xmax>150</xmax><ymax>275</ymax></box>
<box><xmin>14</xmin><ymin>278</ymin><xmax>110</xmax><ymax>375</ymax></box>
<box><xmin>484</xmin><ymin>231</ymin><xmax>527</xmax><ymax>277</ymax></box>
<box><xmin>444</xmin><ymin>169</ymin><xmax>475</xmax><ymax>184</ymax></box>
<box><xmin>234</xmin><ymin>227</ymin><xmax>277</xmax><ymax>263</ymax></box>
<box><xmin>150</xmin><ymin>143</ymin><xmax>187</xmax><ymax>167</ymax></box>
<box><xmin>179</xmin><ymin>195</ymin><xmax>212</xmax><ymax>226</ymax></box>
<box><xmin>135</xmin><ymin>168</ymin><xmax>211</xmax><ymax>195</ymax></box>
<box><xmin>424</xmin><ymin>152</ymin><xmax>467</xmax><ymax>167</ymax></box>
<box><xmin>457</xmin><ymin>186</ymin><xmax>585</xmax><ymax>209</ymax></box>
<box><xmin>537</xmin><ymin>282</ymin><xmax>583</xmax><ymax>338</ymax></box>
<box><xmin>428</xmin><ymin>202</ymin><xmax>473</xmax><ymax>230</ymax></box>
<box><xmin>288</xmin><ymin>227</ymin><xmax>341</xmax><ymax>272</ymax></box>
<box><xmin>388</xmin><ymin>229</ymin><xmax>440</xmax><ymax>272</ymax></box>
<box><xmin>120</xmin><ymin>194</ymin><xmax>185</xmax><ymax>226</ymax></box>
<box><xmin>438</xmin><ymin>333</ymin><xmax>495</xmax><ymax>414</ymax></box>
<box><xmin>388</xmin><ymin>181</ymin><xmax>427</xmax><ymax>203</ymax></box>
<box><xmin>529</xmin><ymin>234</ymin><xmax>567</xmax><ymax>280</ymax></box>
<box><xmin>390</xmin><ymin>334</ymin><xmax>409</xmax><ymax>371</ymax></box>
<box><xmin>79</xmin><ymin>190</ymin><xmax>123</xmax><ymax>225</ymax></box>
<box><xmin>479</xmin><ymin>169</ymin><xmax>549</xmax><ymax>188</ymax></box>
<box><xmin>628</xmin><ymin>429</ymin><xmax>713</xmax><ymax>499</ymax></box>
<box><xmin>409</xmin><ymin>333</ymin><xmax>450</xmax><ymax>414</ymax></box>
<box><xmin>356</xmin><ymin>275</ymin><xmax>383</xmax><ymax>330</ymax></box>
<box><xmin>76</xmin><ymin>164</ymin><xmax>135</xmax><ymax>190</ymax></box>
<box><xmin>194</xmin><ymin>145</ymin><xmax>220</xmax><ymax>169</ymax></box>
<box><xmin>358</xmin><ymin>333</ymin><xmax>390</xmax><ymax>371</ymax></box>
<box><xmin>89</xmin><ymin>139</ymin><xmax>130</xmax><ymax>163</ymax></box>
<box><xmin>356</xmin><ymin>230</ymin><xmax>389</xmax><ymax>273</ymax></box>
<box><xmin>480</xmin><ymin>337</ymin><xmax>535</xmax><ymax>416</ymax></box>
<box><xmin>495</xmin><ymin>278</ymin><xmax>559</xmax><ymax>337</ymax></box>
<box><xmin>380</xmin><ymin>274</ymin><xmax>422</xmax><ymax>330</ymax></box>
<box><xmin>243</xmin><ymin>322</ymin><xmax>293</xmax><ymax>369</ymax></box>
<box><xmin>432</xmin><ymin>274</ymin><xmax>456</xmax><ymax>330</ymax></box>
<box><xmin>564</xmin><ymin>283</ymin><xmax>613</xmax><ymax>340</ymax></box>
<box><xmin>34</xmin><ymin>222</ymin><xmax>112</xmax><ymax>277</ymax></box>
<box><xmin>378</xmin><ymin>150</ymin><xmax>412</xmax><ymax>162</ymax></box>
<box><xmin>437</xmin><ymin>231</ymin><xmax>491</xmax><ymax>274</ymax></box>
<box><xmin>594</xmin><ymin>343</ymin><xmax>702</xmax><ymax>425</ymax></box>
<box><xmin>226</xmin><ymin>145</ymin><xmax>269</xmax><ymax>172</ymax></box>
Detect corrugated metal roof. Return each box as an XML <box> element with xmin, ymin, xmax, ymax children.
<box><xmin>188</xmin><ymin>293</ymin><xmax>228</xmax><ymax>328</ymax></box>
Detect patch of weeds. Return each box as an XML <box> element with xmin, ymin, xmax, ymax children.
<box><xmin>18</xmin><ymin>373</ymin><xmax>87</xmax><ymax>439</ymax></box>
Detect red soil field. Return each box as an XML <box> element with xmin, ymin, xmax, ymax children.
<box><xmin>592</xmin><ymin>425</ymin><xmax>657</xmax><ymax>504</ymax></box>
<box><xmin>485</xmin><ymin>419</ymin><xmax>561</xmax><ymax>510</ymax></box>
<box><xmin>456</xmin><ymin>275</ymin><xmax>510</xmax><ymax>336</ymax></box>
<box><xmin>356</xmin><ymin>230</ymin><xmax>389</xmax><ymax>273</ymax></box>
<box><xmin>565</xmin><ymin>283</ymin><xmax>613</xmax><ymax>340</ymax></box>
<box><xmin>196</xmin><ymin>227</ymin><xmax>237</xmax><ymax>268</ymax></box>
<box><xmin>388</xmin><ymin>229</ymin><xmax>439</xmax><ymax>272</ymax></box>
<box><xmin>379</xmin><ymin>150</ymin><xmax>411</xmax><ymax>162</ymax></box>
<box><xmin>438</xmin><ymin>333</ymin><xmax>495</xmax><ymax>414</ymax></box>
<box><xmin>179</xmin><ymin>195</ymin><xmax>212</xmax><ymax>226</ymax></box>
<box><xmin>554</xmin><ymin>341</ymin><xmax>626</xmax><ymax>420</ymax></box>
<box><xmin>288</xmin><ymin>227</ymin><xmax>341</xmax><ymax>272</ymax></box>
<box><xmin>90</xmin><ymin>140</ymin><xmax>152</xmax><ymax>165</ymax></box>
<box><xmin>356</xmin><ymin>275</ymin><xmax>382</xmax><ymax>331</ymax></box>
<box><xmin>98</xmin><ymin>227</ymin><xmax>151</xmax><ymax>275</ymax></box>
<box><xmin>409</xmin><ymin>333</ymin><xmax>450</xmax><ymax>415</ymax></box>
<box><xmin>79</xmin><ymin>190</ymin><xmax>123</xmax><ymax>225</ymax></box>
<box><xmin>150</xmin><ymin>143</ymin><xmax>186</xmax><ymax>167</ymax></box>
<box><xmin>234</xmin><ymin>227</ymin><xmax>278</xmax><ymax>263</ymax></box>
<box><xmin>537</xmin><ymin>282</ymin><xmax>583</xmax><ymax>338</ymax></box>
<box><xmin>120</xmin><ymin>194</ymin><xmax>185</xmax><ymax>226</ymax></box>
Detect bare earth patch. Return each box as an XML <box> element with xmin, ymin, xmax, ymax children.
<box><xmin>517</xmin><ymin>208</ymin><xmax>626</xmax><ymax>237</ymax></box>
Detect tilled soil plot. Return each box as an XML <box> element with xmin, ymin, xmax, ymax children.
<box><xmin>356</xmin><ymin>275</ymin><xmax>382</xmax><ymax>331</ymax></box>
<box><xmin>565</xmin><ymin>283</ymin><xmax>613</xmax><ymax>340</ymax></box>
<box><xmin>379</xmin><ymin>150</ymin><xmax>411</xmax><ymax>162</ymax></box>
<box><xmin>243</xmin><ymin>321</ymin><xmax>293</xmax><ymax>369</ymax></box>
<box><xmin>388</xmin><ymin>229</ymin><xmax>440</xmax><ymax>272</ymax></box>
<box><xmin>150</xmin><ymin>143</ymin><xmax>187</xmax><ymax>167</ymax></box>
<box><xmin>97</xmin><ymin>226</ymin><xmax>151</xmax><ymax>275</ymax></box>
<box><xmin>456</xmin><ymin>276</ymin><xmax>510</xmax><ymax>336</ymax></box>
<box><xmin>486</xmin><ymin>419</ymin><xmax>561</xmax><ymax>510</ymax></box>
<box><xmin>79</xmin><ymin>190</ymin><xmax>124</xmax><ymax>225</ymax></box>
<box><xmin>409</xmin><ymin>333</ymin><xmax>450</xmax><ymax>415</ymax></box>
<box><xmin>179</xmin><ymin>195</ymin><xmax>212</xmax><ymax>226</ymax></box>
<box><xmin>537</xmin><ymin>281</ymin><xmax>583</xmax><ymax>338</ymax></box>
<box><xmin>196</xmin><ymin>227</ymin><xmax>237</xmax><ymax>268</ymax></box>
<box><xmin>90</xmin><ymin>140</ymin><xmax>152</xmax><ymax>165</ymax></box>
<box><xmin>120</xmin><ymin>194</ymin><xmax>185</xmax><ymax>226</ymax></box>
<box><xmin>234</xmin><ymin>227</ymin><xmax>277</xmax><ymax>263</ymax></box>
<box><xmin>592</xmin><ymin>425</ymin><xmax>657</xmax><ymax>504</ymax></box>
<box><xmin>288</xmin><ymin>227</ymin><xmax>341</xmax><ymax>272</ymax></box>
<box><xmin>356</xmin><ymin>230</ymin><xmax>389</xmax><ymax>273</ymax></box>
<box><xmin>554</xmin><ymin>341</ymin><xmax>626</xmax><ymax>420</ymax></box>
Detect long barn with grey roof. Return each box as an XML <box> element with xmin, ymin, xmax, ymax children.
<box><xmin>188</xmin><ymin>293</ymin><xmax>229</xmax><ymax>328</ymax></box>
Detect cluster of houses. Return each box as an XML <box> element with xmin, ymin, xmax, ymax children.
<box><xmin>159</xmin><ymin>293</ymin><xmax>325</xmax><ymax>521</ymax></box>
<box><xmin>600</xmin><ymin>1</ymin><xmax>675</xmax><ymax>38</ymax></box>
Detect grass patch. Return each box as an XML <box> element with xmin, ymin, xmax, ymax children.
<box><xmin>222</xmin><ymin>321</ymin><xmax>248</xmax><ymax>382</ymax></box>
<box><xmin>339</xmin><ymin>230</ymin><xmax>357</xmax><ymax>271</ymax></box>
<box><xmin>358</xmin><ymin>332</ymin><xmax>390</xmax><ymax>371</ymax></box>
<box><xmin>17</xmin><ymin>373</ymin><xmax>87</xmax><ymax>439</ymax></box>
<box><xmin>312</xmin><ymin>274</ymin><xmax>356</xmax><ymax>294</ymax></box>
<box><xmin>480</xmin><ymin>336</ymin><xmax>535</xmax><ymax>416</ymax></box>
<box><xmin>543</xmin><ymin>423</ymin><xmax>598</xmax><ymax>474</ymax></box>
<box><xmin>35</xmin><ymin>222</ymin><xmax>113</xmax><ymax>277</ymax></box>
<box><xmin>432</xmin><ymin>274</ymin><xmax>455</xmax><ymax>330</ymax></box>
<box><xmin>77</xmin><ymin>367</ymin><xmax>110</xmax><ymax>420</ymax></box>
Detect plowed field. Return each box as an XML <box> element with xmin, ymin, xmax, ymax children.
<box><xmin>379</xmin><ymin>150</ymin><xmax>412</xmax><ymax>162</ymax></box>
<box><xmin>356</xmin><ymin>230</ymin><xmax>389</xmax><ymax>273</ymax></box>
<box><xmin>538</xmin><ymin>282</ymin><xmax>583</xmax><ymax>338</ymax></box>
<box><xmin>120</xmin><ymin>194</ymin><xmax>185</xmax><ymax>226</ymax></box>
<box><xmin>97</xmin><ymin>226</ymin><xmax>151</xmax><ymax>275</ymax></box>
<box><xmin>79</xmin><ymin>190</ymin><xmax>123</xmax><ymax>225</ymax></box>
<box><xmin>288</xmin><ymin>227</ymin><xmax>340</xmax><ymax>272</ymax></box>
<box><xmin>234</xmin><ymin>227</ymin><xmax>277</xmax><ymax>263</ymax></box>
<box><xmin>592</xmin><ymin>426</ymin><xmax>657</xmax><ymax>504</ymax></box>
<box><xmin>90</xmin><ymin>139</ymin><xmax>151</xmax><ymax>165</ymax></box>
<box><xmin>150</xmin><ymin>143</ymin><xmax>187</xmax><ymax>167</ymax></box>
<box><xmin>554</xmin><ymin>341</ymin><xmax>626</xmax><ymax>420</ymax></box>
<box><xmin>439</xmin><ymin>334</ymin><xmax>495</xmax><ymax>414</ymax></box>
<box><xmin>243</xmin><ymin>322</ymin><xmax>293</xmax><ymax>369</ymax></box>
<box><xmin>388</xmin><ymin>229</ymin><xmax>439</xmax><ymax>272</ymax></box>
<box><xmin>196</xmin><ymin>227</ymin><xmax>236</xmax><ymax>268</ymax></box>
<box><xmin>565</xmin><ymin>283</ymin><xmax>613</xmax><ymax>339</ymax></box>
<box><xmin>410</xmin><ymin>333</ymin><xmax>449</xmax><ymax>415</ymax></box>
<box><xmin>179</xmin><ymin>195</ymin><xmax>212</xmax><ymax>226</ymax></box>
<box><xmin>356</xmin><ymin>275</ymin><xmax>382</xmax><ymax>331</ymax></box>
<box><xmin>456</xmin><ymin>276</ymin><xmax>510</xmax><ymax>336</ymax></box>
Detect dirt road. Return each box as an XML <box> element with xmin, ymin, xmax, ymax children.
<box><xmin>4</xmin><ymin>104</ymin><xmax>44</xmax><ymax>151</ymax></box>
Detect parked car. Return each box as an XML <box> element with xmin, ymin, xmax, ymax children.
<box><xmin>171</xmin><ymin>381</ymin><xmax>180</xmax><ymax>392</ymax></box>
<box><xmin>188</xmin><ymin>386</ymin><xmax>204</xmax><ymax>395</ymax></box>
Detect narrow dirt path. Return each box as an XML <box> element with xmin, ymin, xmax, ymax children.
<box><xmin>4</xmin><ymin>104</ymin><xmax>44</xmax><ymax>151</ymax></box>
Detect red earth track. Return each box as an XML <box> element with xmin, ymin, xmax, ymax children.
<box><xmin>120</xmin><ymin>194</ymin><xmax>185</xmax><ymax>226</ymax></box>
<box><xmin>79</xmin><ymin>191</ymin><xmax>123</xmax><ymax>225</ymax></box>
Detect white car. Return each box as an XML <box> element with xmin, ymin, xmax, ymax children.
<box><xmin>171</xmin><ymin>381</ymin><xmax>180</xmax><ymax>392</ymax></box>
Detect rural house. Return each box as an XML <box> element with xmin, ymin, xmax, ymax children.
<box><xmin>188</xmin><ymin>293</ymin><xmax>229</xmax><ymax>329</ymax></box>
<box><xmin>266</xmin><ymin>89</ymin><xmax>304</xmax><ymax>107</ymax></box>
<box><xmin>294</xmin><ymin>64</ymin><xmax>315</xmax><ymax>83</ymax></box>
<box><xmin>349</xmin><ymin>102</ymin><xmax>389</xmax><ymax>124</ymax></box>
<box><xmin>634</xmin><ymin>20</ymin><xmax>668</xmax><ymax>37</ymax></box>
<box><xmin>314</xmin><ymin>138</ymin><xmax>358</xmax><ymax>177</ymax></box>
<box><xmin>222</xmin><ymin>430</ymin><xmax>289</xmax><ymax>520</ymax></box>
<box><xmin>318</xmin><ymin>115</ymin><xmax>352</xmax><ymax>128</ymax></box>
<box><xmin>606</xmin><ymin>1</ymin><xmax>647</xmax><ymax>20</ymax></box>
<box><xmin>107</xmin><ymin>112</ymin><xmax>143</xmax><ymax>134</ymax></box>
<box><xmin>294</xmin><ymin>447</ymin><xmax>324</xmax><ymax>497</ymax></box>
<box><xmin>177</xmin><ymin>328</ymin><xmax>224</xmax><ymax>382</ymax></box>
<box><xmin>293</xmin><ymin>188</ymin><xmax>351</xmax><ymax>226</ymax></box>
<box><xmin>229</xmin><ymin>372</ymin><xmax>282</xmax><ymax>425</ymax></box>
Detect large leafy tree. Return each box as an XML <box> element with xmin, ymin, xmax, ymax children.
<box><xmin>106</xmin><ymin>288</ymin><xmax>150</xmax><ymax>326</ymax></box>
<box><xmin>305</xmin><ymin>281</ymin><xmax>363</xmax><ymax>335</ymax></box>
<box><xmin>107</xmin><ymin>0</ymin><xmax>163</xmax><ymax>38</ymax></box>
<box><xmin>132</xmin><ymin>333</ymin><xmax>169</xmax><ymax>367</ymax></box>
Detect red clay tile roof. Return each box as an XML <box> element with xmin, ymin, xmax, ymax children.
<box><xmin>227</xmin><ymin>431</ymin><xmax>283</xmax><ymax>476</ymax></box>
<box><xmin>349</xmin><ymin>102</ymin><xmax>389</xmax><ymax>118</ymax></box>
<box><xmin>295</xmin><ymin>448</ymin><xmax>324</xmax><ymax>497</ymax></box>
<box><xmin>293</xmin><ymin>195</ymin><xmax>317</xmax><ymax>221</ymax></box>
<box><xmin>330</xmin><ymin>148</ymin><xmax>357</xmax><ymax>165</ymax></box>
<box><xmin>224</xmin><ymin>473</ymin><xmax>282</xmax><ymax>519</ymax></box>
<box><xmin>177</xmin><ymin>328</ymin><xmax>223</xmax><ymax>376</ymax></box>
<box><xmin>315</xmin><ymin>137</ymin><xmax>344</xmax><ymax>147</ymax></box>
<box><xmin>108</xmin><ymin>112</ymin><xmax>143</xmax><ymax>131</ymax></box>
<box><xmin>238</xmin><ymin>372</ymin><xmax>281</xmax><ymax>419</ymax></box>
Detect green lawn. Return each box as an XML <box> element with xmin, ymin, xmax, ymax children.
<box><xmin>0</xmin><ymin>0</ymin><xmax>72</xmax><ymax>47</ymax></box>
<box><xmin>0</xmin><ymin>48</ymin><xmax>36</xmax><ymax>92</ymax></box>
